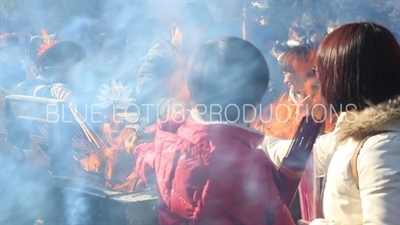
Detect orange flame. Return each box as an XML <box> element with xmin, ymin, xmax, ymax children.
<box><xmin>79</xmin><ymin>115</ymin><xmax>147</xmax><ymax>192</ymax></box>
<box><xmin>79</xmin><ymin>65</ymin><xmax>191</xmax><ymax>192</ymax></box>
<box><xmin>37</xmin><ymin>29</ymin><xmax>58</xmax><ymax>56</ymax></box>
<box><xmin>253</xmin><ymin>77</ymin><xmax>334</xmax><ymax>139</ymax></box>
<box><xmin>167</xmin><ymin>63</ymin><xmax>191</xmax><ymax>103</ymax></box>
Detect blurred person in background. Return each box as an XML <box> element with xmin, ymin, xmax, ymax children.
<box><xmin>83</xmin><ymin>27</ymin><xmax>114</xmax><ymax>89</ymax></box>
<box><xmin>0</xmin><ymin>39</ymin><xmax>64</xmax><ymax>225</ymax></box>
<box><xmin>306</xmin><ymin>24</ymin><xmax>327</xmax><ymax>49</ymax></box>
<box><xmin>326</xmin><ymin>19</ymin><xmax>342</xmax><ymax>34</ymax></box>
<box><xmin>19</xmin><ymin>40</ymin><xmax>105</xmax><ymax>129</ymax></box>
<box><xmin>0</xmin><ymin>33</ymin><xmax>25</xmax><ymax>93</ymax></box>
<box><xmin>109</xmin><ymin>18</ymin><xmax>163</xmax><ymax>85</ymax></box>
<box><xmin>287</xmin><ymin>26</ymin><xmax>306</xmax><ymax>47</ymax></box>
<box><xmin>252</xmin><ymin>45</ymin><xmax>331</xmax><ymax>222</ymax></box>
<box><xmin>0</xmin><ymin>34</ymin><xmax>25</xmax><ymax>225</ymax></box>
<box><xmin>253</xmin><ymin>45</ymin><xmax>331</xmax><ymax>140</ymax></box>
<box><xmin>252</xmin><ymin>24</ymin><xmax>288</xmax><ymax>107</ymax></box>
<box><xmin>0</xmin><ymin>33</ymin><xmax>25</xmax><ymax>153</ymax></box>
<box><xmin>280</xmin><ymin>46</ymin><xmax>317</xmax><ymax>105</ymax></box>
<box><xmin>135</xmin><ymin>1</ymin><xmax>213</xmax><ymax>128</ymax></box>
<box><xmin>262</xmin><ymin>22</ymin><xmax>400</xmax><ymax>225</ymax></box>
<box><xmin>1</xmin><ymin>20</ymin><xmax>32</xmax><ymax>71</ymax></box>
<box><xmin>21</xmin><ymin>41</ymin><xmax>85</xmax><ymax>101</ymax></box>
<box><xmin>271</xmin><ymin>42</ymin><xmax>290</xmax><ymax>61</ymax></box>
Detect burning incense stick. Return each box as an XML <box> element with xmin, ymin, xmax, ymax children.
<box><xmin>68</xmin><ymin>103</ymin><xmax>106</xmax><ymax>151</ymax></box>
<box><xmin>298</xmin><ymin>152</ymin><xmax>323</xmax><ymax>221</ymax></box>
<box><xmin>278</xmin><ymin>115</ymin><xmax>322</xmax><ymax>208</ymax></box>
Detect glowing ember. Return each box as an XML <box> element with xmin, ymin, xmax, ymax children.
<box><xmin>79</xmin><ymin>114</ymin><xmax>144</xmax><ymax>192</ymax></box>
<box><xmin>80</xmin><ymin>153</ymin><xmax>101</xmax><ymax>173</ymax></box>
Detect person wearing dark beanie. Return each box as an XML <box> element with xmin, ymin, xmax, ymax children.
<box><xmin>0</xmin><ymin>33</ymin><xmax>25</xmax><ymax>92</ymax></box>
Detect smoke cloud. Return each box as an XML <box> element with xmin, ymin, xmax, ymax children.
<box><xmin>0</xmin><ymin>1</ymin><xmax>399</xmax><ymax>224</ymax></box>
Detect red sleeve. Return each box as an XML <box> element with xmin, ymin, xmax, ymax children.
<box><xmin>134</xmin><ymin>143</ymin><xmax>157</xmax><ymax>184</ymax></box>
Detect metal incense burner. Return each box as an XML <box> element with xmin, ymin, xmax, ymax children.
<box><xmin>4</xmin><ymin>95</ymin><xmax>159</xmax><ymax>224</ymax></box>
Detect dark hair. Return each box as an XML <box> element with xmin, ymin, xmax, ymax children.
<box><xmin>290</xmin><ymin>27</ymin><xmax>306</xmax><ymax>37</ymax></box>
<box><xmin>187</xmin><ymin>37</ymin><xmax>269</xmax><ymax>122</ymax></box>
<box><xmin>393</xmin><ymin>32</ymin><xmax>400</xmax><ymax>43</ymax></box>
<box><xmin>253</xmin><ymin>24</ymin><xmax>287</xmax><ymax>44</ymax></box>
<box><xmin>273</xmin><ymin>43</ymin><xmax>290</xmax><ymax>53</ymax></box>
<box><xmin>307</xmin><ymin>24</ymin><xmax>326</xmax><ymax>37</ymax></box>
<box><xmin>175</xmin><ymin>2</ymin><xmax>213</xmax><ymax>32</ymax></box>
<box><xmin>317</xmin><ymin>22</ymin><xmax>400</xmax><ymax>112</ymax></box>
<box><xmin>33</xmin><ymin>41</ymin><xmax>85</xmax><ymax>82</ymax></box>
<box><xmin>0</xmin><ymin>33</ymin><xmax>19</xmax><ymax>49</ymax></box>
<box><xmin>278</xmin><ymin>45</ymin><xmax>316</xmax><ymax>78</ymax></box>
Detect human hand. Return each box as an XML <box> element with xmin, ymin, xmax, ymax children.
<box><xmin>298</xmin><ymin>219</ymin><xmax>310</xmax><ymax>225</ymax></box>
<box><xmin>51</xmin><ymin>84</ymin><xmax>72</xmax><ymax>101</ymax></box>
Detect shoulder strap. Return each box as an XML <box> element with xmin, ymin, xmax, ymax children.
<box><xmin>351</xmin><ymin>131</ymin><xmax>390</xmax><ymax>190</ymax></box>
<box><xmin>351</xmin><ymin>135</ymin><xmax>372</xmax><ymax>189</ymax></box>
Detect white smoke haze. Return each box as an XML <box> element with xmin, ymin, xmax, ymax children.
<box><xmin>44</xmin><ymin>102</ymin><xmax>360</xmax><ymax>125</ymax></box>
<box><xmin>0</xmin><ymin>1</ymin><xmax>399</xmax><ymax>224</ymax></box>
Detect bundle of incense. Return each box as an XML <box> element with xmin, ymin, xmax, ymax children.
<box><xmin>68</xmin><ymin>103</ymin><xmax>106</xmax><ymax>151</ymax></box>
<box><xmin>298</xmin><ymin>152</ymin><xmax>323</xmax><ymax>221</ymax></box>
<box><xmin>278</xmin><ymin>115</ymin><xmax>322</xmax><ymax>208</ymax></box>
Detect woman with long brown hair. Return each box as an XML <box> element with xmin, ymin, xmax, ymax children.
<box><xmin>262</xmin><ymin>22</ymin><xmax>400</xmax><ymax>225</ymax></box>
<box><xmin>253</xmin><ymin>45</ymin><xmax>332</xmax><ymax>140</ymax></box>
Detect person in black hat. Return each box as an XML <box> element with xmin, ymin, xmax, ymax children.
<box><xmin>135</xmin><ymin>2</ymin><xmax>213</xmax><ymax>128</ymax></box>
<box><xmin>0</xmin><ymin>33</ymin><xmax>25</xmax><ymax>93</ymax></box>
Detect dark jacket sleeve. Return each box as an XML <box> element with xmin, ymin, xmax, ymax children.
<box><xmin>136</xmin><ymin>43</ymin><xmax>177</xmax><ymax>125</ymax></box>
<box><xmin>136</xmin><ymin>43</ymin><xmax>175</xmax><ymax>106</ymax></box>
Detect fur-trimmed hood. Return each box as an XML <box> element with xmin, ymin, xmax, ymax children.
<box><xmin>337</xmin><ymin>95</ymin><xmax>400</xmax><ymax>142</ymax></box>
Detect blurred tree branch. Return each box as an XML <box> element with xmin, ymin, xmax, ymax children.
<box><xmin>1</xmin><ymin>0</ymin><xmax>399</xmax><ymax>34</ymax></box>
<box><xmin>252</xmin><ymin>0</ymin><xmax>399</xmax><ymax>30</ymax></box>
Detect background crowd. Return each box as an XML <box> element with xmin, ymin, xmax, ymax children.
<box><xmin>0</xmin><ymin>1</ymin><xmax>399</xmax><ymax>225</ymax></box>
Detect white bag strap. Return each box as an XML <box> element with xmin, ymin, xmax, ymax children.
<box><xmin>351</xmin><ymin>135</ymin><xmax>372</xmax><ymax>190</ymax></box>
<box><xmin>351</xmin><ymin>131</ymin><xmax>390</xmax><ymax>190</ymax></box>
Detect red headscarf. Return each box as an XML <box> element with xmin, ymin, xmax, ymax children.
<box><xmin>0</xmin><ymin>33</ymin><xmax>19</xmax><ymax>49</ymax></box>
